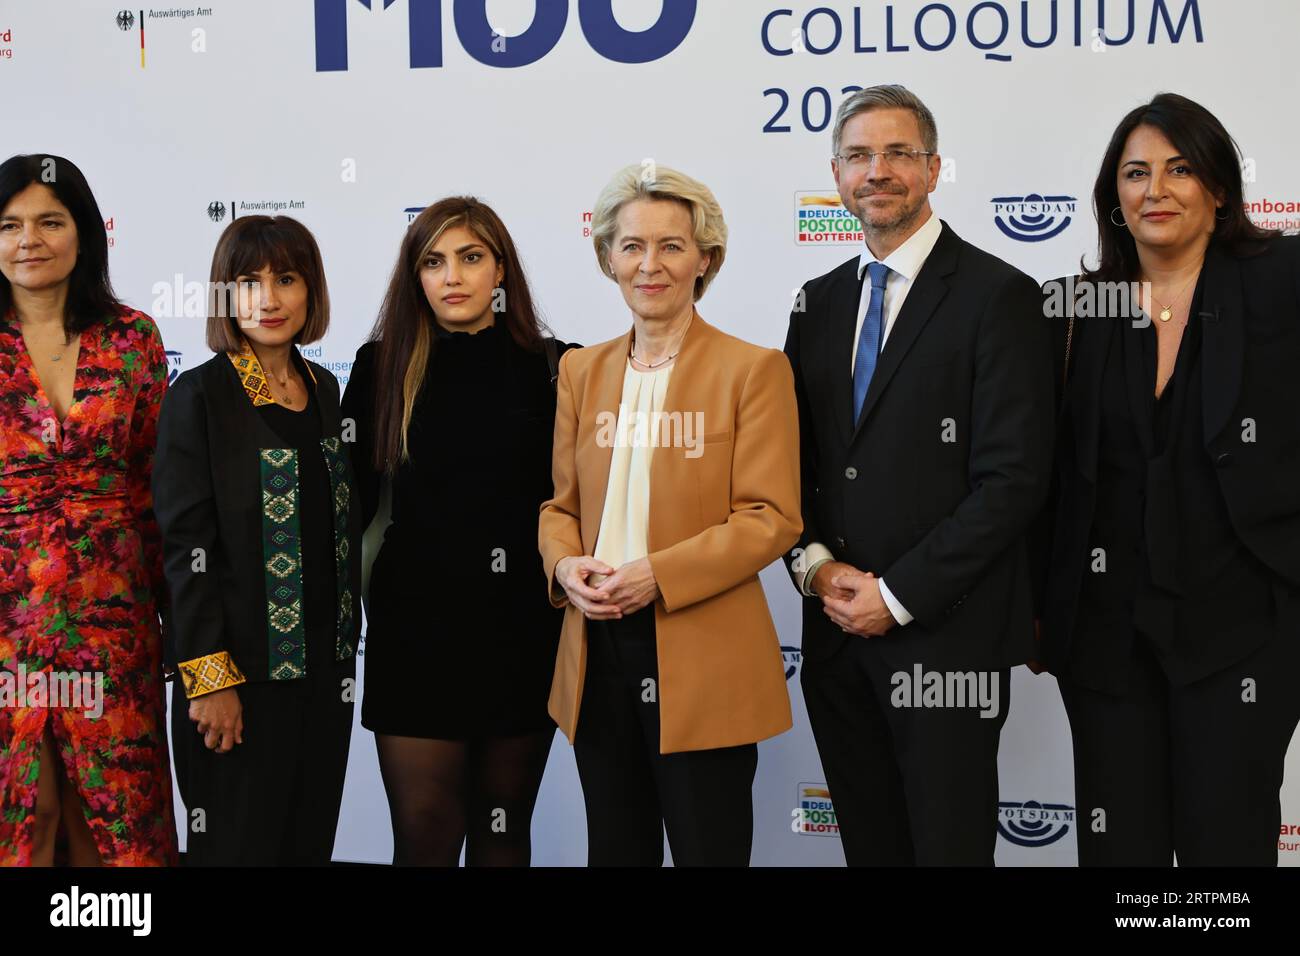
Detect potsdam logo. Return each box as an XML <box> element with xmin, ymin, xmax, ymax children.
<box><xmin>992</xmin><ymin>193</ymin><xmax>1077</xmax><ymax>242</ymax></box>
<box><xmin>997</xmin><ymin>800</ymin><xmax>1074</xmax><ymax>847</ymax></box>
<box><xmin>404</xmin><ymin>206</ymin><xmax>425</xmax><ymax>225</ymax></box>
<box><xmin>165</xmin><ymin>350</ymin><xmax>183</xmax><ymax>384</ymax></box>
<box><xmin>794</xmin><ymin>783</ymin><xmax>839</xmax><ymax>837</ymax></box>
<box><xmin>314</xmin><ymin>0</ymin><xmax>697</xmax><ymax>72</ymax></box>
<box><xmin>795</xmin><ymin>192</ymin><xmax>863</xmax><ymax>245</ymax></box>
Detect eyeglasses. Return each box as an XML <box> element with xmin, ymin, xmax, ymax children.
<box><xmin>833</xmin><ymin>148</ymin><xmax>934</xmax><ymax>170</ymax></box>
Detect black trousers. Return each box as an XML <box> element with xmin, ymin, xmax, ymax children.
<box><xmin>574</xmin><ymin>605</ymin><xmax>758</xmax><ymax>866</ymax></box>
<box><xmin>1058</xmin><ymin>622</ymin><xmax>1300</xmax><ymax>866</ymax></box>
<box><xmin>801</xmin><ymin>635</ymin><xmax>1010</xmax><ymax>865</ymax></box>
<box><xmin>171</xmin><ymin>650</ymin><xmax>355</xmax><ymax>866</ymax></box>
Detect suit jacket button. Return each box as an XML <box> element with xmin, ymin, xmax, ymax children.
<box><xmin>844</xmin><ymin>466</ymin><xmax>858</xmax><ymax>480</ymax></box>
<box><xmin>1215</xmin><ymin>452</ymin><xmax>1234</xmax><ymax>467</ymax></box>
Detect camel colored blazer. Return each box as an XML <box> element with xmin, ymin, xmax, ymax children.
<box><xmin>539</xmin><ymin>314</ymin><xmax>801</xmax><ymax>754</ymax></box>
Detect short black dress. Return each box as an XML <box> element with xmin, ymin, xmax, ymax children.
<box><xmin>342</xmin><ymin>322</ymin><xmax>576</xmax><ymax>740</ymax></box>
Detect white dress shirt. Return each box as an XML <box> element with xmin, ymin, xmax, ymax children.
<box><xmin>800</xmin><ymin>212</ymin><xmax>944</xmax><ymax>625</ymax></box>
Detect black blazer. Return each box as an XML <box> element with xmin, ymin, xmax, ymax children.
<box><xmin>782</xmin><ymin>220</ymin><xmax>1055</xmax><ymax>670</ymax></box>
<box><xmin>153</xmin><ymin>349</ymin><xmax>362</xmax><ymax>698</ymax></box>
<box><xmin>1040</xmin><ymin>235</ymin><xmax>1300</xmax><ymax>680</ymax></box>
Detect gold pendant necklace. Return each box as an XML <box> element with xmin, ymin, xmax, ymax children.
<box><xmin>270</xmin><ymin>367</ymin><xmax>293</xmax><ymax>403</ymax></box>
<box><xmin>1150</xmin><ymin>273</ymin><xmax>1198</xmax><ymax>323</ymax></box>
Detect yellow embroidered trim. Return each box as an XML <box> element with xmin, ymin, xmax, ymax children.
<box><xmin>178</xmin><ymin>650</ymin><xmax>247</xmax><ymax>699</ymax></box>
<box><xmin>228</xmin><ymin>339</ymin><xmax>317</xmax><ymax>407</ymax></box>
<box><xmin>229</xmin><ymin>341</ymin><xmax>276</xmax><ymax>406</ymax></box>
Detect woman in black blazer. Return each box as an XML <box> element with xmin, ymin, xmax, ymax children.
<box><xmin>1037</xmin><ymin>93</ymin><xmax>1300</xmax><ymax>865</ymax></box>
<box><xmin>341</xmin><ymin>197</ymin><xmax>576</xmax><ymax>866</ymax></box>
<box><xmin>154</xmin><ymin>216</ymin><xmax>361</xmax><ymax>865</ymax></box>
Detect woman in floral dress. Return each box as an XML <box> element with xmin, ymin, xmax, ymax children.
<box><xmin>0</xmin><ymin>154</ymin><xmax>176</xmax><ymax>866</ymax></box>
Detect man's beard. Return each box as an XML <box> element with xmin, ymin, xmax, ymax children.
<box><xmin>849</xmin><ymin>190</ymin><xmax>924</xmax><ymax>235</ymax></box>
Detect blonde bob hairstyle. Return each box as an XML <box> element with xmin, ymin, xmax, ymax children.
<box><xmin>590</xmin><ymin>164</ymin><xmax>728</xmax><ymax>302</ymax></box>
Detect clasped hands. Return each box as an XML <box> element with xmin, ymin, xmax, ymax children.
<box><xmin>555</xmin><ymin>555</ymin><xmax>660</xmax><ymax>620</ymax></box>
<box><xmin>811</xmin><ymin>561</ymin><xmax>897</xmax><ymax>637</ymax></box>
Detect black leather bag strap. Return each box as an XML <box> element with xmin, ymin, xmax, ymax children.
<box><xmin>543</xmin><ymin>335</ymin><xmax>559</xmax><ymax>392</ymax></box>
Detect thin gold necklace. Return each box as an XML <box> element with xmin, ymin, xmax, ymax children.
<box><xmin>631</xmin><ymin>313</ymin><xmax>692</xmax><ymax>369</ymax></box>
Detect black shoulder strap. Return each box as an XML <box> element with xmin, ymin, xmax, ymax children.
<box><xmin>543</xmin><ymin>336</ymin><xmax>559</xmax><ymax>391</ymax></box>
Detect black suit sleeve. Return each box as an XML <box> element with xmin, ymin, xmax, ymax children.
<box><xmin>1028</xmin><ymin>277</ymin><xmax>1075</xmax><ymax>617</ymax></box>
<box><xmin>341</xmin><ymin>341</ymin><xmax>380</xmax><ymax>532</ymax></box>
<box><xmin>152</xmin><ymin>372</ymin><xmax>245</xmax><ymax>698</ymax></box>
<box><xmin>884</xmin><ymin>272</ymin><xmax>1056</xmax><ymax>625</ymax></box>
<box><xmin>781</xmin><ymin>285</ymin><xmax>823</xmax><ymax>592</ymax></box>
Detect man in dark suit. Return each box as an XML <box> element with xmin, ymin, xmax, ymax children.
<box><xmin>783</xmin><ymin>85</ymin><xmax>1055</xmax><ymax>865</ymax></box>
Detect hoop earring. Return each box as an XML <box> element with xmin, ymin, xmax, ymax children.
<box><xmin>1109</xmin><ymin>206</ymin><xmax>1128</xmax><ymax>228</ymax></box>
<box><xmin>1215</xmin><ymin>208</ymin><xmax>1229</xmax><ymax>221</ymax></box>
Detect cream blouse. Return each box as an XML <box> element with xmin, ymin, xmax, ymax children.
<box><xmin>590</xmin><ymin>359</ymin><xmax>674</xmax><ymax>584</ymax></box>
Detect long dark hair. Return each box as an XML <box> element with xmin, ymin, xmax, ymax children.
<box><xmin>0</xmin><ymin>154</ymin><xmax>121</xmax><ymax>333</ymax></box>
<box><xmin>1085</xmin><ymin>93</ymin><xmax>1277</xmax><ymax>282</ymax></box>
<box><xmin>368</xmin><ymin>196</ymin><xmax>548</xmax><ymax>474</ymax></box>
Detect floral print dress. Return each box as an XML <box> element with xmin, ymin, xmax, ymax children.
<box><xmin>0</xmin><ymin>306</ymin><xmax>177</xmax><ymax>865</ymax></box>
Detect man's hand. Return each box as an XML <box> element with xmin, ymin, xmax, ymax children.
<box><xmin>810</xmin><ymin>561</ymin><xmax>858</xmax><ymax>601</ymax></box>
<box><xmin>555</xmin><ymin>555</ymin><xmax>622</xmax><ymax>620</ymax></box>
<box><xmin>189</xmin><ymin>687</ymin><xmax>243</xmax><ymax>753</ymax></box>
<box><xmin>592</xmin><ymin>557</ymin><xmax>660</xmax><ymax>616</ymax></box>
<box><xmin>821</xmin><ymin>571</ymin><xmax>897</xmax><ymax>637</ymax></box>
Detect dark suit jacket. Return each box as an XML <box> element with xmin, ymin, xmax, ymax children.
<box><xmin>1039</xmin><ymin>235</ymin><xmax>1300</xmax><ymax>681</ymax></box>
<box><xmin>783</xmin><ymin>219</ymin><xmax>1055</xmax><ymax>671</ymax></box>
<box><xmin>153</xmin><ymin>348</ymin><xmax>362</xmax><ymax>698</ymax></box>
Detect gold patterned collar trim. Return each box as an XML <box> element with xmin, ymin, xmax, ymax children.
<box><xmin>228</xmin><ymin>338</ymin><xmax>317</xmax><ymax>408</ymax></box>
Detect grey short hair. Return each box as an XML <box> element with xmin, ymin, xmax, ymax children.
<box><xmin>832</xmin><ymin>84</ymin><xmax>939</xmax><ymax>157</ymax></box>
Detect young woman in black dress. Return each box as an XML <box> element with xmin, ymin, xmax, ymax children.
<box><xmin>342</xmin><ymin>197</ymin><xmax>576</xmax><ymax>866</ymax></box>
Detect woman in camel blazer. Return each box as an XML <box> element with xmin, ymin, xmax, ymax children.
<box><xmin>539</xmin><ymin>164</ymin><xmax>801</xmax><ymax>866</ymax></box>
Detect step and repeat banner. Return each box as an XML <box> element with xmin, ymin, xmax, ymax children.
<box><xmin>4</xmin><ymin>0</ymin><xmax>1298</xmax><ymax>865</ymax></box>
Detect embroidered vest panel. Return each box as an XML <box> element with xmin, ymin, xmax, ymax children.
<box><xmin>232</xmin><ymin>342</ymin><xmax>356</xmax><ymax>679</ymax></box>
<box><xmin>321</xmin><ymin>435</ymin><xmax>356</xmax><ymax>660</ymax></box>
<box><xmin>260</xmin><ymin>448</ymin><xmax>306</xmax><ymax>680</ymax></box>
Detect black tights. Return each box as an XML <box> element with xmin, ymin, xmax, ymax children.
<box><xmin>375</xmin><ymin>729</ymin><xmax>554</xmax><ymax>866</ymax></box>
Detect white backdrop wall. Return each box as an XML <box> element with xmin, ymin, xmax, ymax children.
<box><xmin>4</xmin><ymin>0</ymin><xmax>1298</xmax><ymax>865</ymax></box>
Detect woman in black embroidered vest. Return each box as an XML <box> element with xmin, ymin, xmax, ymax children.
<box><xmin>1036</xmin><ymin>94</ymin><xmax>1300</xmax><ymax>865</ymax></box>
<box><xmin>342</xmin><ymin>197</ymin><xmax>576</xmax><ymax>866</ymax></box>
<box><xmin>153</xmin><ymin>216</ymin><xmax>361</xmax><ymax>865</ymax></box>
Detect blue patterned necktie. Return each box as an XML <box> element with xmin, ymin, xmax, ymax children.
<box><xmin>852</xmin><ymin>261</ymin><xmax>891</xmax><ymax>423</ymax></box>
